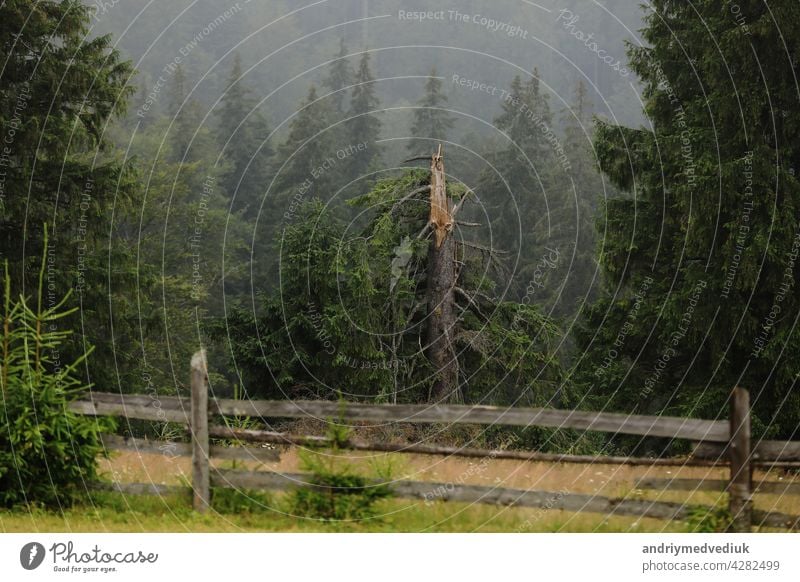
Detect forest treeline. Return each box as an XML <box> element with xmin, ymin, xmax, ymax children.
<box><xmin>1</xmin><ymin>1</ymin><xmax>799</xmax><ymax>457</ymax></box>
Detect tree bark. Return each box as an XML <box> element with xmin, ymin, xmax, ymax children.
<box><xmin>426</xmin><ymin>145</ymin><xmax>459</xmax><ymax>402</ymax></box>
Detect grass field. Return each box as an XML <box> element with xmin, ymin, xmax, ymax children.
<box><xmin>1</xmin><ymin>447</ymin><xmax>797</xmax><ymax>533</ymax></box>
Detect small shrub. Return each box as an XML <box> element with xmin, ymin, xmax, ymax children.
<box><xmin>685</xmin><ymin>505</ymin><xmax>732</xmax><ymax>532</ymax></box>
<box><xmin>287</xmin><ymin>422</ymin><xmax>393</xmax><ymax>521</ymax></box>
<box><xmin>0</xmin><ymin>234</ymin><xmax>113</xmax><ymax>509</ymax></box>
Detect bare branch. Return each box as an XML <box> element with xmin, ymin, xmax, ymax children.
<box><xmin>403</xmin><ymin>155</ymin><xmax>432</xmax><ymax>163</ymax></box>
<box><xmin>451</xmin><ymin>188</ymin><xmax>475</xmax><ymax>217</ymax></box>
<box><xmin>391</xmin><ymin>185</ymin><xmax>430</xmax><ymax>216</ymax></box>
<box><xmin>415</xmin><ymin>222</ymin><xmax>433</xmax><ymax>241</ymax></box>
<box><xmin>458</xmin><ymin>240</ymin><xmax>510</xmax><ymax>255</ymax></box>
<box><xmin>454</xmin><ymin>286</ymin><xmax>491</xmax><ymax>322</ymax></box>
<box><xmin>456</xmin><ymin>220</ymin><xmax>482</xmax><ymax>227</ymax></box>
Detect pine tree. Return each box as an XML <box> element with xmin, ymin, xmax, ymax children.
<box><xmin>168</xmin><ymin>64</ymin><xmax>187</xmax><ymax>118</ymax></box>
<box><xmin>475</xmin><ymin>70</ymin><xmax>557</xmax><ymax>300</ymax></box>
<box><xmin>0</xmin><ymin>0</ymin><xmax>168</xmax><ymax>394</ymax></box>
<box><xmin>0</xmin><ymin>0</ymin><xmax>134</xmax><ymax>280</ymax></box>
<box><xmin>323</xmin><ymin>39</ymin><xmax>353</xmax><ymax>116</ymax></box>
<box><xmin>545</xmin><ymin>79</ymin><xmax>603</xmax><ymax>315</ymax></box>
<box><xmin>577</xmin><ymin>0</ymin><xmax>800</xmax><ymax>439</ymax></box>
<box><xmin>168</xmin><ymin>65</ymin><xmax>196</xmax><ymax>163</ymax></box>
<box><xmin>216</xmin><ymin>54</ymin><xmax>273</xmax><ymax>218</ymax></box>
<box><xmin>275</xmin><ymin>85</ymin><xmax>335</xmax><ymax>198</ymax></box>
<box><xmin>407</xmin><ymin>68</ymin><xmax>454</xmax><ymax>153</ymax></box>
<box><xmin>346</xmin><ymin>52</ymin><xmax>382</xmax><ymax>180</ymax></box>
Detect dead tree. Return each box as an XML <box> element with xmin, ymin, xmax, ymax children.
<box><xmin>401</xmin><ymin>146</ymin><xmax>509</xmax><ymax>403</ymax></box>
<box><xmin>426</xmin><ymin>145</ymin><xmax>459</xmax><ymax>402</ymax></box>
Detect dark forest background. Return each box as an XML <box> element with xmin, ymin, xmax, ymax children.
<box><xmin>2</xmin><ymin>0</ymin><xmax>799</xmax><ymax>456</ymax></box>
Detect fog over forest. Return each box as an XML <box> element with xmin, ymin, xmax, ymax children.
<box><xmin>3</xmin><ymin>0</ymin><xmax>798</xmax><ymax>468</ymax></box>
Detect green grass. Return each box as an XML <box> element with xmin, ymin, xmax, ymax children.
<box><xmin>0</xmin><ymin>489</ymin><xmax>688</xmax><ymax>533</ymax></box>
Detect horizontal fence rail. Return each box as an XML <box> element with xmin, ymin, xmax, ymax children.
<box><xmin>693</xmin><ymin>440</ymin><xmax>800</xmax><ymax>463</ymax></box>
<box><xmin>69</xmin><ymin>392</ymin><xmax>799</xmax><ymax>465</ymax></box>
<box><xmin>635</xmin><ymin>477</ymin><xmax>800</xmax><ymax>496</ymax></box>
<box><xmin>100</xmin><ymin>434</ymin><xmax>280</xmax><ymax>463</ymax></box>
<box><xmin>206</xmin><ymin>425</ymin><xmax>720</xmax><ymax>467</ymax></box>
<box><xmin>70</xmin><ymin>392</ymin><xmax>730</xmax><ymax>442</ymax></box>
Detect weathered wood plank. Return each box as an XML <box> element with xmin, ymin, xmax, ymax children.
<box><xmin>71</xmin><ymin>392</ymin><xmax>728</xmax><ymax>441</ymax></box>
<box><xmin>69</xmin><ymin>399</ymin><xmax>189</xmax><ymax>424</ymax></box>
<box><xmin>752</xmin><ymin>509</ymin><xmax>800</xmax><ymax>530</ymax></box>
<box><xmin>191</xmin><ymin>351</ymin><xmax>210</xmax><ymax>513</ymax></box>
<box><xmin>693</xmin><ymin>439</ymin><xmax>800</xmax><ymax>462</ymax></box>
<box><xmin>213</xmin><ymin>469</ymin><xmax>799</xmax><ymax>529</ymax></box>
<box><xmin>101</xmin><ymin>434</ymin><xmax>190</xmax><ymax>458</ymax></box>
<box><xmin>208</xmin><ymin>425</ymin><xmax>719</xmax><ymax>467</ymax></box>
<box><xmin>210</xmin><ymin>399</ymin><xmax>729</xmax><ymax>442</ymax></box>
<box><xmin>210</xmin><ymin>444</ymin><xmax>280</xmax><ymax>463</ymax></box>
<box><xmin>87</xmin><ymin>392</ymin><xmax>188</xmax><ymax>409</ymax></box>
<box><xmin>728</xmin><ymin>387</ymin><xmax>752</xmax><ymax>532</ymax></box>
<box><xmin>89</xmin><ymin>481</ymin><xmax>187</xmax><ymax>496</ymax></box>
<box><xmin>101</xmin><ymin>434</ymin><xmax>280</xmax><ymax>463</ymax></box>
<box><xmin>211</xmin><ymin>470</ymin><xmax>305</xmax><ymax>491</ymax></box>
<box><xmin>754</xmin><ymin>440</ymin><xmax>800</xmax><ymax>461</ymax></box>
<box><xmin>636</xmin><ymin>477</ymin><xmax>800</xmax><ymax>496</ymax></box>
<box><xmin>212</xmin><ymin>469</ymin><xmax>693</xmax><ymax>521</ymax></box>
<box><xmin>636</xmin><ymin>477</ymin><xmax>727</xmax><ymax>492</ymax></box>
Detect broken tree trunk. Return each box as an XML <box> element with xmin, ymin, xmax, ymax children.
<box><xmin>426</xmin><ymin>145</ymin><xmax>459</xmax><ymax>402</ymax></box>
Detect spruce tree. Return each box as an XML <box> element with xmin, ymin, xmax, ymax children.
<box><xmin>275</xmin><ymin>85</ymin><xmax>335</xmax><ymax>200</ymax></box>
<box><xmin>346</xmin><ymin>52</ymin><xmax>382</xmax><ymax>180</ymax></box>
<box><xmin>577</xmin><ymin>0</ymin><xmax>800</xmax><ymax>438</ymax></box>
<box><xmin>475</xmin><ymin>70</ymin><xmax>557</xmax><ymax>300</ymax></box>
<box><xmin>547</xmin><ymin>80</ymin><xmax>603</xmax><ymax>316</ymax></box>
<box><xmin>168</xmin><ymin>65</ymin><xmax>195</xmax><ymax>162</ymax></box>
<box><xmin>0</xmin><ymin>0</ymin><xmax>134</xmax><ymax>282</ymax></box>
<box><xmin>216</xmin><ymin>54</ymin><xmax>273</xmax><ymax>218</ymax></box>
<box><xmin>407</xmin><ymin>68</ymin><xmax>454</xmax><ymax>153</ymax></box>
<box><xmin>323</xmin><ymin>39</ymin><xmax>353</xmax><ymax>116</ymax></box>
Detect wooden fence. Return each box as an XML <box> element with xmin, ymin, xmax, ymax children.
<box><xmin>70</xmin><ymin>351</ymin><xmax>800</xmax><ymax>532</ymax></box>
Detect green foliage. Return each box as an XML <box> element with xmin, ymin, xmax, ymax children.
<box><xmin>323</xmin><ymin>39</ymin><xmax>354</xmax><ymax>116</ymax></box>
<box><xmin>212</xmin><ymin>487</ymin><xmax>274</xmax><ymax>514</ymax></box>
<box><xmin>346</xmin><ymin>52</ymin><xmax>383</xmax><ymax>179</ymax></box>
<box><xmin>685</xmin><ymin>505</ymin><xmax>732</xmax><ymax>533</ymax></box>
<box><xmin>220</xmin><ymin>170</ymin><xmax>563</xmax><ymax>409</ymax></box>
<box><xmin>0</xmin><ymin>237</ymin><xmax>113</xmax><ymax>509</ymax></box>
<box><xmin>408</xmin><ymin>68</ymin><xmax>455</xmax><ymax>152</ymax></box>
<box><xmin>216</xmin><ymin>53</ymin><xmax>274</xmax><ymax>220</ymax></box>
<box><xmin>577</xmin><ymin>0</ymin><xmax>800</xmax><ymax>439</ymax></box>
<box><xmin>0</xmin><ymin>0</ymin><xmax>139</xmax><ymax>395</ymax></box>
<box><xmin>287</xmin><ymin>448</ymin><xmax>393</xmax><ymax>522</ymax></box>
<box><xmin>275</xmin><ymin>85</ymin><xmax>336</xmax><ymax>197</ymax></box>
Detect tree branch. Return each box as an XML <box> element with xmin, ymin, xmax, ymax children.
<box><xmin>451</xmin><ymin>188</ymin><xmax>474</xmax><ymax>217</ymax></box>
<box><xmin>454</xmin><ymin>286</ymin><xmax>491</xmax><ymax>322</ymax></box>
<box><xmin>415</xmin><ymin>222</ymin><xmax>433</xmax><ymax>241</ymax></box>
<box><xmin>458</xmin><ymin>240</ymin><xmax>510</xmax><ymax>255</ymax></box>
<box><xmin>403</xmin><ymin>155</ymin><xmax>433</xmax><ymax>163</ymax></box>
<box><xmin>391</xmin><ymin>185</ymin><xmax>430</xmax><ymax>216</ymax></box>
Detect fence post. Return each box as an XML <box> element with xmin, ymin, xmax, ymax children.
<box><xmin>191</xmin><ymin>350</ymin><xmax>210</xmax><ymax>513</ymax></box>
<box><xmin>728</xmin><ymin>386</ymin><xmax>752</xmax><ymax>532</ymax></box>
